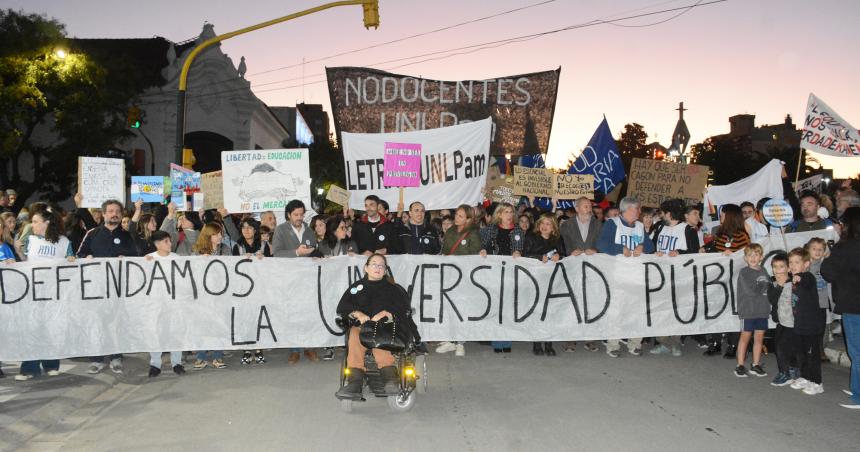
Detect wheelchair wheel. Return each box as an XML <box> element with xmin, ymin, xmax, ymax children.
<box><xmin>414</xmin><ymin>354</ymin><xmax>428</xmax><ymax>394</ymax></box>
<box><xmin>387</xmin><ymin>392</ymin><xmax>415</xmax><ymax>412</ymax></box>
<box><xmin>340</xmin><ymin>399</ymin><xmax>353</xmax><ymax>413</ymax></box>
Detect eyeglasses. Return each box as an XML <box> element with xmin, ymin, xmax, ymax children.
<box><xmin>367</xmin><ymin>263</ymin><xmax>386</xmax><ymax>269</ymax></box>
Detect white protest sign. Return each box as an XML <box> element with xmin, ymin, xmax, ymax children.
<box><xmin>77</xmin><ymin>157</ymin><xmax>125</xmax><ymax>208</ymax></box>
<box><xmin>221</xmin><ymin>149</ymin><xmax>310</xmax><ymax>213</ymax></box>
<box><xmin>342</xmin><ymin>118</ymin><xmax>491</xmax><ymax>210</ymax></box>
<box><xmin>326</xmin><ymin>185</ymin><xmax>351</xmax><ymax>207</ymax></box>
<box><xmin>801</xmin><ymin>93</ymin><xmax>860</xmax><ymax>157</ymax></box>
<box><xmin>0</xmin><ymin>231</ymin><xmax>829</xmax><ymax>361</ymax></box>
<box><xmin>793</xmin><ymin>174</ymin><xmax>823</xmax><ymax>195</ymax></box>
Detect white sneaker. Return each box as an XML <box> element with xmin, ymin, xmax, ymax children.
<box><xmin>839</xmin><ymin>402</ymin><xmax>860</xmax><ymax>410</ymax></box>
<box><xmin>87</xmin><ymin>362</ymin><xmax>105</xmax><ymax>374</ymax></box>
<box><xmin>790</xmin><ymin>378</ymin><xmax>809</xmax><ymax>390</ymax></box>
<box><xmin>109</xmin><ymin>358</ymin><xmax>123</xmax><ymax>374</ymax></box>
<box><xmin>435</xmin><ymin>342</ymin><xmax>457</xmax><ymax>354</ymax></box>
<box><xmin>671</xmin><ymin>346</ymin><xmax>682</xmax><ymax>357</ymax></box>
<box><xmin>802</xmin><ymin>383</ymin><xmax>824</xmax><ymax>395</ymax></box>
<box><xmin>46</xmin><ymin>370</ymin><xmax>60</xmax><ymax>377</ymax></box>
<box><xmin>14</xmin><ymin>374</ymin><xmax>32</xmax><ymax>381</ymax></box>
<box><xmin>455</xmin><ymin>343</ymin><xmax>466</xmax><ymax>357</ymax></box>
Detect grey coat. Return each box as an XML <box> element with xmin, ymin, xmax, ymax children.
<box><xmin>271</xmin><ymin>221</ymin><xmax>318</xmax><ymax>257</ymax></box>
<box><xmin>559</xmin><ymin>215</ymin><xmax>602</xmax><ymax>254</ymax></box>
<box><xmin>159</xmin><ymin>216</ymin><xmax>200</xmax><ymax>256</ymax></box>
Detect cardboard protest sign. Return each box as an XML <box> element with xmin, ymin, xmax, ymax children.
<box><xmin>130</xmin><ymin>176</ymin><xmax>167</xmax><ymax>203</ymax></box>
<box><xmin>487</xmin><ymin>179</ymin><xmax>519</xmax><ymax>205</ymax></box>
<box><xmin>200</xmin><ymin>171</ymin><xmax>223</xmax><ymax>210</ymax></box>
<box><xmin>383</xmin><ymin>142</ymin><xmax>421</xmax><ymax>187</ymax></box>
<box><xmin>327</xmin><ymin>66</ymin><xmax>560</xmax><ymax>156</ymax></box>
<box><xmin>222</xmin><ymin>149</ymin><xmax>311</xmax><ymax>213</ymax></box>
<box><xmin>555</xmin><ymin>174</ymin><xmax>594</xmax><ymax>200</ymax></box>
<box><xmin>801</xmin><ymin>93</ymin><xmax>860</xmax><ymax>157</ymax></box>
<box><xmin>169</xmin><ymin>164</ymin><xmax>201</xmax><ymax>211</ymax></box>
<box><xmin>512</xmin><ymin>166</ymin><xmax>554</xmax><ymax>198</ymax></box>
<box><xmin>77</xmin><ymin>157</ymin><xmax>125</xmax><ymax>208</ymax></box>
<box><xmin>628</xmin><ymin>158</ymin><xmax>709</xmax><ymax>207</ymax></box>
<box><xmin>326</xmin><ymin>185</ymin><xmax>351</xmax><ymax>207</ymax></box>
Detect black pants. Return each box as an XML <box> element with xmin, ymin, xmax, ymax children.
<box><xmin>775</xmin><ymin>325</ymin><xmax>798</xmax><ymax>374</ymax></box>
<box><xmin>796</xmin><ymin>333</ymin><xmax>823</xmax><ymax>384</ymax></box>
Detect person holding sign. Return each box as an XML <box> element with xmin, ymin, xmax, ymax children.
<box><xmin>597</xmin><ymin>197</ymin><xmax>654</xmax><ymax>358</ymax></box>
<box><xmin>480</xmin><ymin>203</ymin><xmax>525</xmax><ymax>353</ymax></box>
<box><xmin>77</xmin><ymin>199</ymin><xmax>137</xmax><ymax>375</ymax></box>
<box><xmin>351</xmin><ymin>195</ymin><xmax>399</xmax><ymax>256</ymax></box>
<box><xmin>522</xmin><ymin>213</ymin><xmax>563</xmax><ymax>357</ymax></box>
<box><xmin>650</xmin><ymin>199</ymin><xmax>700</xmax><ymax>357</ymax></box>
<box><xmin>14</xmin><ymin>209</ymin><xmax>74</xmax><ymax>381</ymax></box>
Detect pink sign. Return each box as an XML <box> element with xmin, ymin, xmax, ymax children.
<box><xmin>383</xmin><ymin>142</ymin><xmax>422</xmax><ymax>187</ymax></box>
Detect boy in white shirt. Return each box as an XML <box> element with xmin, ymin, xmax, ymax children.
<box><xmin>144</xmin><ymin>230</ymin><xmax>185</xmax><ymax>377</ymax></box>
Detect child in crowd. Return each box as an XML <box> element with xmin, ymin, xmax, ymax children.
<box><xmin>806</xmin><ymin>238</ymin><xmax>832</xmax><ymax>360</ymax></box>
<box><xmin>787</xmin><ymin>247</ymin><xmax>827</xmax><ymax>394</ymax></box>
<box><xmin>734</xmin><ymin>243</ymin><xmax>772</xmax><ymax>377</ymax></box>
<box><xmin>144</xmin><ymin>231</ymin><xmax>185</xmax><ymax>377</ymax></box>
<box><xmin>768</xmin><ymin>254</ymin><xmax>798</xmax><ymax>386</ymax></box>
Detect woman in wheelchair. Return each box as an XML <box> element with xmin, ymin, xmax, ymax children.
<box><xmin>335</xmin><ymin>253</ymin><xmax>418</xmax><ymax>399</ymax></box>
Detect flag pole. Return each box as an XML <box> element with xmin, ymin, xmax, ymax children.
<box><xmin>794</xmin><ymin>147</ymin><xmax>804</xmax><ymax>187</ymax></box>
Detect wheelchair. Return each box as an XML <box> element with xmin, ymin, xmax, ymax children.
<box><xmin>334</xmin><ymin>314</ymin><xmax>428</xmax><ymax>413</ymax></box>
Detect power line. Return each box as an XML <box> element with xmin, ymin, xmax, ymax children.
<box><xmin>137</xmin><ymin>0</ymin><xmax>726</xmax><ymax>105</ymax></box>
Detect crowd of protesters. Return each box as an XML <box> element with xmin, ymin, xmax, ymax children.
<box><xmin>0</xmin><ymin>181</ymin><xmax>858</xmax><ymax>410</ymax></box>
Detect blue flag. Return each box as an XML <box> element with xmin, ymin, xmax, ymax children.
<box><xmin>570</xmin><ymin>117</ymin><xmax>625</xmax><ymax>194</ymax></box>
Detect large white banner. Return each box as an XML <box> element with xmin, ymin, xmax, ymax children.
<box><xmin>0</xmin><ymin>230</ymin><xmax>834</xmax><ymax>361</ymax></box>
<box><xmin>221</xmin><ymin>149</ymin><xmax>311</xmax><ymax>213</ymax></box>
<box><xmin>801</xmin><ymin>93</ymin><xmax>860</xmax><ymax>157</ymax></box>
<box><xmin>341</xmin><ymin>118</ymin><xmax>491</xmax><ymax>210</ymax></box>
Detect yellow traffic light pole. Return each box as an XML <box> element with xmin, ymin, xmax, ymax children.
<box><xmin>174</xmin><ymin>0</ymin><xmax>379</xmax><ymax>167</ymax></box>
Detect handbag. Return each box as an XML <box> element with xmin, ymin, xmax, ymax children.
<box><xmin>359</xmin><ymin>319</ymin><xmax>410</xmax><ymax>352</ymax></box>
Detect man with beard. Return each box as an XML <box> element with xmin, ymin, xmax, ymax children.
<box><xmin>788</xmin><ymin>191</ymin><xmax>834</xmax><ymax>232</ymax></box>
<box><xmin>77</xmin><ymin>199</ymin><xmax>138</xmax><ymax>374</ymax></box>
<box><xmin>351</xmin><ymin>195</ymin><xmax>400</xmax><ymax>255</ymax></box>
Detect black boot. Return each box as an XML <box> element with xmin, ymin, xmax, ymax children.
<box><xmin>379</xmin><ymin>366</ymin><xmax>400</xmax><ymax>395</ymax></box>
<box><xmin>533</xmin><ymin>342</ymin><xmax>545</xmax><ymax>356</ymax></box>
<box><xmin>544</xmin><ymin>342</ymin><xmax>556</xmax><ymax>356</ymax></box>
<box><xmin>335</xmin><ymin>368</ymin><xmax>365</xmax><ymax>400</ymax></box>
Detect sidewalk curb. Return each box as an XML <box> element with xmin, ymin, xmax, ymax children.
<box><xmin>0</xmin><ymin>355</ymin><xmax>149</xmax><ymax>452</ymax></box>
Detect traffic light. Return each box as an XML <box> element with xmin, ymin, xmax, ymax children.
<box><xmin>182</xmin><ymin>148</ymin><xmax>196</xmax><ymax>169</ymax></box>
<box><xmin>127</xmin><ymin>106</ymin><xmax>141</xmax><ymax>128</ymax></box>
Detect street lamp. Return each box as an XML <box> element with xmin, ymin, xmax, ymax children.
<box><xmin>174</xmin><ymin>0</ymin><xmax>380</xmax><ymax>168</ymax></box>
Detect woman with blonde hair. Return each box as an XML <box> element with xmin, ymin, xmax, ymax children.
<box><xmin>479</xmin><ymin>202</ymin><xmax>525</xmax><ymax>353</ymax></box>
<box><xmin>522</xmin><ymin>213</ymin><xmax>563</xmax><ymax>356</ymax></box>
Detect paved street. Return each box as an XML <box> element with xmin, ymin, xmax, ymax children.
<box><xmin>1</xmin><ymin>342</ymin><xmax>857</xmax><ymax>452</ymax></box>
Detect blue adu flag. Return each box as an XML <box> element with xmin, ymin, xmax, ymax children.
<box><xmin>570</xmin><ymin>117</ymin><xmax>625</xmax><ymax>194</ymax></box>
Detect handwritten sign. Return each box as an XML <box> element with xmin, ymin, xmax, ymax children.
<box><xmin>382</xmin><ymin>142</ymin><xmax>421</xmax><ymax>187</ymax></box>
<box><xmin>77</xmin><ymin>157</ymin><xmax>125</xmax><ymax>209</ymax></box>
<box><xmin>555</xmin><ymin>174</ymin><xmax>594</xmax><ymax>200</ymax></box>
<box><xmin>488</xmin><ymin>181</ymin><xmax>519</xmax><ymax>205</ymax></box>
<box><xmin>512</xmin><ymin>166</ymin><xmax>554</xmax><ymax>198</ymax></box>
<box><xmin>130</xmin><ymin>176</ymin><xmax>167</xmax><ymax>203</ymax></box>
<box><xmin>201</xmin><ymin>171</ymin><xmax>223</xmax><ymax>210</ymax></box>
<box><xmin>763</xmin><ymin>198</ymin><xmax>793</xmax><ymax>228</ymax></box>
<box><xmin>326</xmin><ymin>184</ymin><xmax>351</xmax><ymax>207</ymax></box>
<box><xmin>627</xmin><ymin>158</ymin><xmax>709</xmax><ymax>208</ymax></box>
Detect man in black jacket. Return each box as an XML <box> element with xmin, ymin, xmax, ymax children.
<box><xmin>77</xmin><ymin>199</ymin><xmax>138</xmax><ymax>375</ymax></box>
<box><xmin>351</xmin><ymin>195</ymin><xmax>400</xmax><ymax>255</ymax></box>
<box><xmin>394</xmin><ymin>201</ymin><xmax>440</xmax><ymax>255</ymax></box>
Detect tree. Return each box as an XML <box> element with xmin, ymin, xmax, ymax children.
<box><xmin>307</xmin><ymin>135</ymin><xmax>346</xmax><ymax>214</ymax></box>
<box><xmin>0</xmin><ymin>10</ymin><xmax>151</xmax><ymax>206</ymax></box>
<box><xmin>616</xmin><ymin>123</ymin><xmax>649</xmax><ymax>176</ymax></box>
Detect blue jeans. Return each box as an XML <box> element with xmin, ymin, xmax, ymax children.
<box><xmin>843</xmin><ymin>313</ymin><xmax>860</xmax><ymax>404</ymax></box>
<box><xmin>195</xmin><ymin>351</ymin><xmax>223</xmax><ymax>361</ymax></box>
<box><xmin>150</xmin><ymin>352</ymin><xmax>183</xmax><ymax>368</ymax></box>
<box><xmin>491</xmin><ymin>341</ymin><xmax>511</xmax><ymax>350</ymax></box>
<box><xmin>20</xmin><ymin>360</ymin><xmax>60</xmax><ymax>376</ymax></box>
